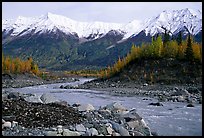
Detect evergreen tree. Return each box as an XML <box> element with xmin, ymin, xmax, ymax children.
<box><xmin>184</xmin><ymin>35</ymin><xmax>194</xmax><ymax>61</ymax></box>
<box><xmin>177</xmin><ymin>31</ymin><xmax>182</xmax><ymax>45</ymax></box>
<box><xmin>163</xmin><ymin>28</ymin><xmax>170</xmax><ymax>47</ymax></box>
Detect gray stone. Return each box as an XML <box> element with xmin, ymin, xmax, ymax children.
<box><xmin>75</xmin><ymin>124</ymin><xmax>86</xmax><ymax>132</ymax></box>
<box><xmin>2</xmin><ymin>121</ymin><xmax>12</xmax><ymax>128</ymax></box>
<box><xmin>8</xmin><ymin>92</ymin><xmax>21</xmax><ymax>100</ymax></box>
<box><xmin>97</xmin><ymin>125</ymin><xmax>108</xmax><ymax>135</ymax></box>
<box><xmin>187</xmin><ymin>87</ymin><xmax>200</xmax><ymax>94</ymax></box>
<box><xmin>78</xmin><ymin>103</ymin><xmax>95</xmax><ymax>112</ymax></box>
<box><xmin>118</xmin><ymin>126</ymin><xmax>130</xmax><ymax>136</ymax></box>
<box><xmin>40</xmin><ymin>93</ymin><xmax>59</xmax><ymax>104</ymax></box>
<box><xmin>57</xmin><ymin>125</ymin><xmax>63</xmax><ymax>134</ymax></box>
<box><xmin>62</xmin><ymin>129</ymin><xmax>81</xmax><ymax>136</ymax></box>
<box><xmin>126</xmin><ymin>120</ymin><xmax>140</xmax><ymax>129</ymax></box>
<box><xmin>141</xmin><ymin>126</ymin><xmax>152</xmax><ymax>136</ymax></box>
<box><xmin>89</xmin><ymin>128</ymin><xmax>99</xmax><ymax>136</ymax></box>
<box><xmin>106</xmin><ymin>126</ymin><xmax>114</xmax><ymax>135</ymax></box>
<box><xmin>24</xmin><ymin>95</ymin><xmax>43</xmax><ymax>103</ymax></box>
<box><xmin>104</xmin><ymin>102</ymin><xmax>127</xmax><ymax>113</ymax></box>
<box><xmin>11</xmin><ymin>121</ymin><xmax>18</xmax><ymax>128</ymax></box>
<box><xmin>45</xmin><ymin>131</ymin><xmax>59</xmax><ymax>136</ymax></box>
<box><xmin>130</xmin><ymin>131</ymin><xmax>144</xmax><ymax>136</ymax></box>
<box><xmin>2</xmin><ymin>94</ymin><xmax>8</xmax><ymax>101</ymax></box>
<box><xmin>112</xmin><ymin>132</ymin><xmax>121</xmax><ymax>136</ymax></box>
<box><xmin>2</xmin><ymin>119</ymin><xmax>6</xmax><ymax>124</ymax></box>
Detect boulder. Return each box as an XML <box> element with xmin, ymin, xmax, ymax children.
<box><xmin>62</xmin><ymin>129</ymin><xmax>81</xmax><ymax>136</ymax></box>
<box><xmin>187</xmin><ymin>103</ymin><xmax>194</xmax><ymax>107</ymax></box>
<box><xmin>109</xmin><ymin>121</ymin><xmax>130</xmax><ymax>136</ymax></box>
<box><xmin>118</xmin><ymin>126</ymin><xmax>130</xmax><ymax>136</ymax></box>
<box><xmin>57</xmin><ymin>125</ymin><xmax>63</xmax><ymax>134</ymax></box>
<box><xmin>2</xmin><ymin>121</ymin><xmax>12</xmax><ymax>128</ymax></box>
<box><xmin>89</xmin><ymin>128</ymin><xmax>99</xmax><ymax>136</ymax></box>
<box><xmin>24</xmin><ymin>95</ymin><xmax>43</xmax><ymax>103</ymax></box>
<box><xmin>78</xmin><ymin>104</ymin><xmax>95</xmax><ymax>112</ymax></box>
<box><xmin>45</xmin><ymin>131</ymin><xmax>59</xmax><ymax>136</ymax></box>
<box><xmin>40</xmin><ymin>93</ymin><xmax>59</xmax><ymax>104</ymax></box>
<box><xmin>187</xmin><ymin>87</ymin><xmax>200</xmax><ymax>94</ymax></box>
<box><xmin>75</xmin><ymin>124</ymin><xmax>86</xmax><ymax>132</ymax></box>
<box><xmin>106</xmin><ymin>126</ymin><xmax>114</xmax><ymax>135</ymax></box>
<box><xmin>103</xmin><ymin>102</ymin><xmax>127</xmax><ymax>113</ymax></box>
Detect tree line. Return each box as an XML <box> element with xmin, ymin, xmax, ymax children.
<box><xmin>2</xmin><ymin>54</ymin><xmax>40</xmax><ymax>75</ymax></box>
<box><xmin>100</xmin><ymin>34</ymin><xmax>202</xmax><ymax>79</ymax></box>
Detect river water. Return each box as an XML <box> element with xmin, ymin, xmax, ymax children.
<box><xmin>5</xmin><ymin>78</ymin><xmax>202</xmax><ymax>136</ymax></box>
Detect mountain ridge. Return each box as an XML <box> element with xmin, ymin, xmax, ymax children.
<box><xmin>2</xmin><ymin>8</ymin><xmax>202</xmax><ymax>40</ymax></box>
<box><xmin>2</xmin><ymin>8</ymin><xmax>202</xmax><ymax>71</ymax></box>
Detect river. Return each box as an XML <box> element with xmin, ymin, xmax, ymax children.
<box><xmin>4</xmin><ymin>78</ymin><xmax>202</xmax><ymax>136</ymax></box>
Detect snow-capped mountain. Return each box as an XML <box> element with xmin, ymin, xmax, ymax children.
<box><xmin>2</xmin><ymin>8</ymin><xmax>202</xmax><ymax>41</ymax></box>
<box><xmin>2</xmin><ymin>8</ymin><xmax>202</xmax><ymax>70</ymax></box>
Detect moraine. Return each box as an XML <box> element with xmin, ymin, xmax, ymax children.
<box><xmin>3</xmin><ymin>78</ymin><xmax>202</xmax><ymax>136</ymax></box>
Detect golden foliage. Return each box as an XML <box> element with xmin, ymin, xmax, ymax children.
<box><xmin>2</xmin><ymin>54</ymin><xmax>40</xmax><ymax>75</ymax></box>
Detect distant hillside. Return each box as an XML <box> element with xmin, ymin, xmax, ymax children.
<box><xmin>108</xmin><ymin>58</ymin><xmax>202</xmax><ymax>85</ymax></box>
<box><xmin>99</xmin><ymin>35</ymin><xmax>202</xmax><ymax>85</ymax></box>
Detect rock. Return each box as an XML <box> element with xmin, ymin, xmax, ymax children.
<box><xmin>97</xmin><ymin>125</ymin><xmax>108</xmax><ymax>135</ymax></box>
<box><xmin>40</xmin><ymin>93</ymin><xmax>59</xmax><ymax>104</ymax></box>
<box><xmin>122</xmin><ymin>110</ymin><xmax>142</xmax><ymax>122</ymax></box>
<box><xmin>98</xmin><ymin>109</ymin><xmax>112</xmax><ymax>118</ymax></box>
<box><xmin>55</xmin><ymin>100</ymin><xmax>68</xmax><ymax>107</ymax></box>
<box><xmin>109</xmin><ymin>121</ymin><xmax>129</xmax><ymax>136</ymax></box>
<box><xmin>130</xmin><ymin>130</ymin><xmax>144</xmax><ymax>136</ymax></box>
<box><xmin>103</xmin><ymin>102</ymin><xmax>127</xmax><ymax>113</ymax></box>
<box><xmin>57</xmin><ymin>125</ymin><xmax>63</xmax><ymax>134</ymax></box>
<box><xmin>89</xmin><ymin>128</ymin><xmax>99</xmax><ymax>136</ymax></box>
<box><xmin>118</xmin><ymin>126</ymin><xmax>130</xmax><ymax>136</ymax></box>
<box><xmin>7</xmin><ymin>92</ymin><xmax>21</xmax><ymax>100</ymax></box>
<box><xmin>78</xmin><ymin>103</ymin><xmax>95</xmax><ymax>112</ymax></box>
<box><xmin>3</xmin><ymin>121</ymin><xmax>12</xmax><ymax>128</ymax></box>
<box><xmin>174</xmin><ymin>87</ymin><xmax>179</xmax><ymax>91</ymax></box>
<box><xmin>127</xmin><ymin>120</ymin><xmax>140</xmax><ymax>129</ymax></box>
<box><xmin>187</xmin><ymin>87</ymin><xmax>200</xmax><ymax>94</ymax></box>
<box><xmin>109</xmin><ymin>121</ymin><xmax>121</xmax><ymax>132</ymax></box>
<box><xmin>72</xmin><ymin>103</ymin><xmax>81</xmax><ymax>107</ymax></box>
<box><xmin>62</xmin><ymin>129</ymin><xmax>81</xmax><ymax>136</ymax></box>
<box><xmin>106</xmin><ymin>126</ymin><xmax>114</xmax><ymax>135</ymax></box>
<box><xmin>24</xmin><ymin>95</ymin><xmax>43</xmax><ymax>103</ymax></box>
<box><xmin>171</xmin><ymin>88</ymin><xmax>189</xmax><ymax>96</ymax></box>
<box><xmin>148</xmin><ymin>102</ymin><xmax>163</xmax><ymax>106</ymax></box>
<box><xmin>2</xmin><ymin>119</ymin><xmax>6</xmax><ymax>124</ymax></box>
<box><xmin>2</xmin><ymin>94</ymin><xmax>8</xmax><ymax>101</ymax></box>
<box><xmin>177</xmin><ymin>96</ymin><xmax>185</xmax><ymax>102</ymax></box>
<box><xmin>11</xmin><ymin>121</ymin><xmax>18</xmax><ymax>128</ymax></box>
<box><xmin>111</xmin><ymin>84</ymin><xmax>116</xmax><ymax>87</ymax></box>
<box><xmin>143</xmin><ymin>83</ymin><xmax>148</xmax><ymax>86</ymax></box>
<box><xmin>60</xmin><ymin>85</ymin><xmax>64</xmax><ymax>89</ymax></box>
<box><xmin>112</xmin><ymin>132</ymin><xmax>121</xmax><ymax>136</ymax></box>
<box><xmin>187</xmin><ymin>103</ymin><xmax>194</xmax><ymax>107</ymax></box>
<box><xmin>75</xmin><ymin>124</ymin><xmax>86</xmax><ymax>132</ymax></box>
<box><xmin>45</xmin><ymin>131</ymin><xmax>59</xmax><ymax>136</ymax></box>
<box><xmin>141</xmin><ymin>126</ymin><xmax>152</xmax><ymax>136</ymax></box>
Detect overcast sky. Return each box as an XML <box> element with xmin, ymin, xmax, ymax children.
<box><xmin>2</xmin><ymin>2</ymin><xmax>202</xmax><ymax>23</ymax></box>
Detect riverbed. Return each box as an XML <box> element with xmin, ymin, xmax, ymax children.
<box><xmin>4</xmin><ymin>78</ymin><xmax>202</xmax><ymax>136</ymax></box>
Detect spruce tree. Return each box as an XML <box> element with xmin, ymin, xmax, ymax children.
<box><xmin>163</xmin><ymin>29</ymin><xmax>170</xmax><ymax>47</ymax></box>
<box><xmin>184</xmin><ymin>35</ymin><xmax>194</xmax><ymax>61</ymax></box>
<box><xmin>177</xmin><ymin>31</ymin><xmax>182</xmax><ymax>45</ymax></box>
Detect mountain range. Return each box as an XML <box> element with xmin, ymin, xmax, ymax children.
<box><xmin>2</xmin><ymin>8</ymin><xmax>202</xmax><ymax>70</ymax></box>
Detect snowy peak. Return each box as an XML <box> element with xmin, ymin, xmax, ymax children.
<box><xmin>2</xmin><ymin>8</ymin><xmax>202</xmax><ymax>39</ymax></box>
<box><xmin>143</xmin><ymin>8</ymin><xmax>202</xmax><ymax>36</ymax></box>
